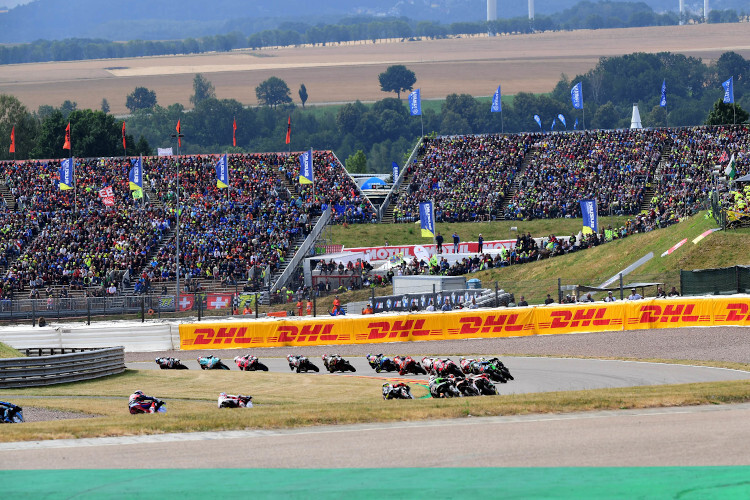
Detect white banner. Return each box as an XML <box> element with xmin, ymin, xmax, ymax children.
<box><xmin>157</xmin><ymin>147</ymin><xmax>173</xmax><ymax>156</ymax></box>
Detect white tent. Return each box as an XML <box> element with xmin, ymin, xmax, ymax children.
<box><xmin>630</xmin><ymin>104</ymin><xmax>642</xmax><ymax>129</ymax></box>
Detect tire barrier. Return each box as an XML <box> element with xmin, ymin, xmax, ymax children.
<box><xmin>178</xmin><ymin>296</ymin><xmax>750</xmax><ymax>350</ymax></box>
<box><xmin>0</xmin><ymin>347</ymin><xmax>125</xmax><ymax>389</ymax></box>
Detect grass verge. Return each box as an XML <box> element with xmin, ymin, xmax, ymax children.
<box><xmin>0</xmin><ymin>342</ymin><xmax>23</xmax><ymax>358</ymax></box>
<box><xmin>3</xmin><ymin>365</ymin><xmax>750</xmax><ymax>442</ymax></box>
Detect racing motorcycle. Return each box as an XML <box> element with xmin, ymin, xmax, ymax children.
<box><xmin>321</xmin><ymin>354</ymin><xmax>356</xmax><ymax>373</ymax></box>
<box><xmin>455</xmin><ymin>376</ymin><xmax>481</xmax><ymax>397</ymax></box>
<box><xmin>197</xmin><ymin>355</ymin><xmax>231</xmax><ymax>370</ymax></box>
<box><xmin>468</xmin><ymin>374</ymin><xmax>498</xmax><ymax>395</ymax></box>
<box><xmin>429</xmin><ymin>375</ymin><xmax>461</xmax><ymax>398</ymax></box>
<box><xmin>382</xmin><ymin>383</ymin><xmax>414</xmax><ymax>400</ymax></box>
<box><xmin>155</xmin><ymin>357</ymin><xmax>189</xmax><ymax>370</ymax></box>
<box><xmin>218</xmin><ymin>393</ymin><xmax>253</xmax><ymax>408</ymax></box>
<box><xmin>0</xmin><ymin>401</ymin><xmax>23</xmax><ymax>423</ymax></box>
<box><xmin>366</xmin><ymin>354</ymin><xmax>397</xmax><ymax>373</ymax></box>
<box><xmin>128</xmin><ymin>398</ymin><xmax>166</xmax><ymax>414</ymax></box>
<box><xmin>234</xmin><ymin>355</ymin><xmax>269</xmax><ymax>371</ymax></box>
<box><xmin>394</xmin><ymin>355</ymin><xmax>427</xmax><ymax>376</ymax></box>
<box><xmin>287</xmin><ymin>354</ymin><xmax>320</xmax><ymax>373</ymax></box>
<box><xmin>477</xmin><ymin>357</ymin><xmax>514</xmax><ymax>383</ymax></box>
<box><xmin>424</xmin><ymin>357</ymin><xmax>464</xmax><ymax>378</ymax></box>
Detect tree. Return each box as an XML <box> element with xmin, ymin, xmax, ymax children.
<box><xmin>298</xmin><ymin>84</ymin><xmax>308</xmax><ymax>108</ymax></box>
<box><xmin>190</xmin><ymin>73</ymin><xmax>215</xmax><ymax>106</ymax></box>
<box><xmin>378</xmin><ymin>65</ymin><xmax>416</xmax><ymax>99</ymax></box>
<box><xmin>345</xmin><ymin>150</ymin><xmax>367</xmax><ymax>174</ymax></box>
<box><xmin>126</xmin><ymin>87</ymin><xmax>157</xmax><ymax>113</ymax></box>
<box><xmin>100</xmin><ymin>98</ymin><xmax>110</xmax><ymax>113</ymax></box>
<box><xmin>255</xmin><ymin>76</ymin><xmax>292</xmax><ymax>108</ymax></box>
<box><xmin>0</xmin><ymin>94</ymin><xmax>39</xmax><ymax>160</ymax></box>
<box><xmin>705</xmin><ymin>99</ymin><xmax>749</xmax><ymax>125</ymax></box>
<box><xmin>60</xmin><ymin>100</ymin><xmax>77</xmax><ymax>119</ymax></box>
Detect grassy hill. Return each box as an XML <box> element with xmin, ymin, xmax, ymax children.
<box><xmin>326</xmin><ymin>213</ymin><xmax>750</xmax><ymax>305</ymax></box>
<box><xmin>0</xmin><ymin>342</ymin><xmax>23</xmax><ymax>358</ymax></box>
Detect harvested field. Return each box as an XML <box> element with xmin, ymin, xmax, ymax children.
<box><xmin>1</xmin><ymin>24</ymin><xmax>750</xmax><ymax>114</ymax></box>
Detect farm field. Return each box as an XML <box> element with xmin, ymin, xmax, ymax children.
<box><xmin>1</xmin><ymin>23</ymin><xmax>749</xmax><ymax>114</ymax></box>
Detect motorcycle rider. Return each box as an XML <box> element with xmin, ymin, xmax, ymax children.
<box><xmin>382</xmin><ymin>382</ymin><xmax>411</xmax><ymax>399</ymax></box>
<box><xmin>128</xmin><ymin>390</ymin><xmax>163</xmax><ymax>414</ymax></box>
<box><xmin>218</xmin><ymin>392</ymin><xmax>253</xmax><ymax>408</ymax></box>
<box><xmin>1</xmin><ymin>401</ymin><xmax>23</xmax><ymax>423</ymax></box>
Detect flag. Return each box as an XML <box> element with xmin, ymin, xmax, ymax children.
<box><xmin>392</xmin><ymin>161</ymin><xmax>399</xmax><ymax>182</ymax></box>
<box><xmin>574</xmin><ymin>118</ymin><xmax>579</xmax><ymax>130</ymax></box>
<box><xmin>122</xmin><ymin>121</ymin><xmax>127</xmax><ymax>151</ymax></box>
<box><xmin>232</xmin><ymin>117</ymin><xmax>237</xmax><ymax>147</ymax></box>
<box><xmin>216</xmin><ymin>154</ymin><xmax>229</xmax><ymax>189</ymax></box>
<box><xmin>571</xmin><ymin>82</ymin><xmax>583</xmax><ymax>109</ymax></box>
<box><xmin>176</xmin><ymin>120</ymin><xmax>181</xmax><ymax>147</ymax></box>
<box><xmin>491</xmin><ymin>85</ymin><xmax>502</xmax><ymax>112</ymax></box>
<box><xmin>285</xmin><ymin>115</ymin><xmax>291</xmax><ymax>145</ymax></box>
<box><xmin>660</xmin><ymin>80</ymin><xmax>667</xmax><ymax>107</ymax></box>
<box><xmin>9</xmin><ymin>126</ymin><xmax>15</xmax><ymax>154</ymax></box>
<box><xmin>132</xmin><ymin>189</ymin><xmax>143</xmax><ymax>200</ymax></box>
<box><xmin>408</xmin><ymin>89</ymin><xmax>422</xmax><ymax>116</ymax></box>
<box><xmin>157</xmin><ymin>147</ymin><xmax>173</xmax><ymax>156</ymax></box>
<box><xmin>59</xmin><ymin>158</ymin><xmax>74</xmax><ymax>191</ymax></box>
<box><xmin>533</xmin><ymin>114</ymin><xmax>542</xmax><ymax>129</ymax></box>
<box><xmin>419</xmin><ymin>201</ymin><xmax>435</xmax><ymax>238</ymax></box>
<box><xmin>551</xmin><ymin>118</ymin><xmax>556</xmax><ymax>130</ymax></box>
<box><xmin>580</xmin><ymin>199</ymin><xmax>598</xmax><ymax>235</ymax></box>
<box><xmin>558</xmin><ymin>114</ymin><xmax>566</xmax><ymax>127</ymax></box>
<box><xmin>63</xmin><ymin>122</ymin><xmax>71</xmax><ymax>150</ymax></box>
<box><xmin>722</xmin><ymin>77</ymin><xmax>734</xmax><ymax>104</ymax></box>
<box><xmin>719</xmin><ymin>151</ymin><xmax>729</xmax><ymax>164</ymax></box>
<box><xmin>725</xmin><ymin>154</ymin><xmax>736</xmax><ymax>180</ymax></box>
<box><xmin>299</xmin><ymin>149</ymin><xmax>313</xmax><ymax>185</ymax></box>
<box><xmin>129</xmin><ymin>157</ymin><xmax>143</xmax><ymax>191</ymax></box>
<box><xmin>99</xmin><ymin>186</ymin><xmax>115</xmax><ymax>206</ymax></box>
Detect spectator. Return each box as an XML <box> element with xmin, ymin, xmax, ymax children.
<box><xmin>604</xmin><ymin>291</ymin><xmax>617</xmax><ymax>302</ymax></box>
<box><xmin>435</xmin><ymin>232</ymin><xmax>443</xmax><ymax>253</ymax></box>
<box><xmin>627</xmin><ymin>288</ymin><xmax>642</xmax><ymax>300</ymax></box>
<box><xmin>517</xmin><ymin>296</ymin><xmax>528</xmax><ymax>307</ymax></box>
<box><xmin>544</xmin><ymin>294</ymin><xmax>554</xmax><ymax>305</ymax></box>
<box><xmin>668</xmin><ymin>286</ymin><xmax>680</xmax><ymax>297</ymax></box>
<box><xmin>452</xmin><ymin>232</ymin><xmax>460</xmax><ymax>253</ymax></box>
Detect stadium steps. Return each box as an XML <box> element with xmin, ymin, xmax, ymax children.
<box><xmin>143</xmin><ymin>185</ymin><xmax>164</xmax><ymax>209</ymax></box>
<box><xmin>277</xmin><ymin>170</ymin><xmax>299</xmax><ymax>197</ymax></box>
<box><xmin>639</xmin><ymin>143</ymin><xmax>673</xmax><ymax>211</ymax></box>
<box><xmin>499</xmin><ymin>145</ymin><xmax>538</xmax><ymax>219</ymax></box>
<box><xmin>0</xmin><ymin>183</ymin><xmax>16</xmax><ymax>210</ymax></box>
<box><xmin>380</xmin><ymin>171</ymin><xmax>414</xmax><ymax>223</ymax></box>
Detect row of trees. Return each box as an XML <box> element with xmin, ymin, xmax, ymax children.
<box><xmin>1</xmin><ymin>3</ymin><xmax>747</xmax><ymax>65</ymax></box>
<box><xmin>1</xmin><ymin>52</ymin><xmax>748</xmax><ymax>173</ymax></box>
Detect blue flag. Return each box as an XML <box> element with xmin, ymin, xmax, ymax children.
<box><xmin>722</xmin><ymin>76</ymin><xmax>734</xmax><ymax>104</ymax></box>
<box><xmin>59</xmin><ymin>158</ymin><xmax>74</xmax><ymax>191</ymax></box>
<box><xmin>128</xmin><ymin>157</ymin><xmax>143</xmax><ymax>191</ymax></box>
<box><xmin>533</xmin><ymin>114</ymin><xmax>542</xmax><ymax>129</ymax></box>
<box><xmin>571</xmin><ymin>82</ymin><xmax>583</xmax><ymax>109</ymax></box>
<box><xmin>491</xmin><ymin>85</ymin><xmax>502</xmax><ymax>112</ymax></box>
<box><xmin>580</xmin><ymin>199</ymin><xmax>598</xmax><ymax>235</ymax></box>
<box><xmin>215</xmin><ymin>154</ymin><xmax>228</xmax><ymax>189</ymax></box>
<box><xmin>660</xmin><ymin>79</ymin><xmax>667</xmax><ymax>107</ymax></box>
<box><xmin>551</xmin><ymin>118</ymin><xmax>556</xmax><ymax>130</ymax></box>
<box><xmin>574</xmin><ymin>118</ymin><xmax>579</xmax><ymax>130</ymax></box>
<box><xmin>299</xmin><ymin>149</ymin><xmax>313</xmax><ymax>185</ymax></box>
<box><xmin>419</xmin><ymin>201</ymin><xmax>435</xmax><ymax>238</ymax></box>
<box><xmin>408</xmin><ymin>89</ymin><xmax>422</xmax><ymax>116</ymax></box>
<box><xmin>392</xmin><ymin>162</ymin><xmax>399</xmax><ymax>182</ymax></box>
<box><xmin>558</xmin><ymin>114</ymin><xmax>566</xmax><ymax>128</ymax></box>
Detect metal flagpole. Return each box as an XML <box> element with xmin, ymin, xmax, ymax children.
<box><xmin>171</xmin><ymin>130</ymin><xmax>184</xmax><ymax>303</ymax></box>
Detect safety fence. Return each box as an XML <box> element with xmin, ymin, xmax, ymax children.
<box><xmin>0</xmin><ymin>346</ymin><xmax>125</xmax><ymax>389</ymax></box>
<box><xmin>178</xmin><ymin>295</ymin><xmax>750</xmax><ymax>350</ymax></box>
<box><xmin>681</xmin><ymin>266</ymin><xmax>750</xmax><ymax>296</ymax></box>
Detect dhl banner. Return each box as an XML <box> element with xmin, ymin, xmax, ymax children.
<box><xmin>179</xmin><ymin>297</ymin><xmax>750</xmax><ymax>350</ymax></box>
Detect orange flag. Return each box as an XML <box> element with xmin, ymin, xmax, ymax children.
<box><xmin>285</xmin><ymin>115</ymin><xmax>291</xmax><ymax>145</ymax></box>
<box><xmin>232</xmin><ymin>118</ymin><xmax>237</xmax><ymax>147</ymax></box>
<box><xmin>9</xmin><ymin>126</ymin><xmax>15</xmax><ymax>154</ymax></box>
<box><xmin>176</xmin><ymin>119</ymin><xmax>181</xmax><ymax>147</ymax></box>
<box><xmin>63</xmin><ymin>122</ymin><xmax>71</xmax><ymax>150</ymax></box>
<box><xmin>122</xmin><ymin>122</ymin><xmax>127</xmax><ymax>151</ymax></box>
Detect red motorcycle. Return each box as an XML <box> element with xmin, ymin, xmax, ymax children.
<box><xmin>432</xmin><ymin>358</ymin><xmax>464</xmax><ymax>378</ymax></box>
<box><xmin>394</xmin><ymin>356</ymin><xmax>427</xmax><ymax>376</ymax></box>
<box><xmin>234</xmin><ymin>355</ymin><xmax>269</xmax><ymax>371</ymax></box>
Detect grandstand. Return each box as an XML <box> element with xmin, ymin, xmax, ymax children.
<box><xmin>0</xmin><ymin>125</ymin><xmax>747</xmax><ymax>304</ymax></box>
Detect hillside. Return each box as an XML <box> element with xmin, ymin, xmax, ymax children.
<box><xmin>0</xmin><ymin>341</ymin><xmax>22</xmax><ymax>358</ymax></box>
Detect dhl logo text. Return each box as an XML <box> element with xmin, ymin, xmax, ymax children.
<box><xmin>719</xmin><ymin>303</ymin><xmax>750</xmax><ymax>323</ymax></box>
<box><xmin>192</xmin><ymin>327</ymin><xmax>251</xmax><ymax>344</ymax></box>
<box><xmin>365</xmin><ymin>319</ymin><xmax>429</xmax><ymax>339</ymax></box>
<box><xmin>458</xmin><ymin>314</ymin><xmax>524</xmax><ymax>334</ymax></box>
<box><xmin>275</xmin><ymin>324</ymin><xmax>336</xmax><ymax>343</ymax></box>
<box><xmin>548</xmin><ymin>308</ymin><xmax>612</xmax><ymax>329</ymax></box>
<box><xmin>638</xmin><ymin>304</ymin><xmax>700</xmax><ymax>323</ymax></box>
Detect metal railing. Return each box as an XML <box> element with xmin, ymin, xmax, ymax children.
<box><xmin>0</xmin><ymin>346</ymin><xmax>125</xmax><ymax>388</ymax></box>
<box><xmin>378</xmin><ymin>137</ymin><xmax>424</xmax><ymax>220</ymax></box>
<box><xmin>0</xmin><ymin>295</ymin><xmax>176</xmax><ymax>321</ymax></box>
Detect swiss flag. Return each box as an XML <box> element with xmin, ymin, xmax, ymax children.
<box><xmin>178</xmin><ymin>294</ymin><xmax>195</xmax><ymax>311</ymax></box>
<box><xmin>207</xmin><ymin>294</ymin><xmax>232</xmax><ymax>310</ymax></box>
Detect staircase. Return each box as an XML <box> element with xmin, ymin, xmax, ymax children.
<box><xmin>380</xmin><ymin>171</ymin><xmax>414</xmax><ymax>224</ymax></box>
<box><xmin>639</xmin><ymin>141</ymin><xmax>673</xmax><ymax>212</ymax></box>
<box><xmin>0</xmin><ymin>183</ymin><xmax>16</xmax><ymax>210</ymax></box>
<box><xmin>499</xmin><ymin>146</ymin><xmax>538</xmax><ymax>219</ymax></box>
<box><xmin>143</xmin><ymin>185</ymin><xmax>164</xmax><ymax>209</ymax></box>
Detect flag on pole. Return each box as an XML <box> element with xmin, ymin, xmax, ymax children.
<box><xmin>725</xmin><ymin>154</ymin><xmax>736</xmax><ymax>180</ymax></box>
<box><xmin>299</xmin><ymin>149</ymin><xmax>313</xmax><ymax>185</ymax></box>
<box><xmin>129</xmin><ymin>157</ymin><xmax>143</xmax><ymax>191</ymax></box>
<box><xmin>533</xmin><ymin>115</ymin><xmax>542</xmax><ymax>129</ymax></box>
<box><xmin>59</xmin><ymin>158</ymin><xmax>74</xmax><ymax>190</ymax></box>
<box><xmin>132</xmin><ymin>189</ymin><xmax>143</xmax><ymax>200</ymax></box>
<box><xmin>551</xmin><ymin>118</ymin><xmax>556</xmax><ymax>130</ymax></box>
<box><xmin>285</xmin><ymin>116</ymin><xmax>291</xmax><ymax>145</ymax></box>
<box><xmin>392</xmin><ymin>162</ymin><xmax>399</xmax><ymax>182</ymax></box>
<box><xmin>408</xmin><ymin>89</ymin><xmax>422</xmax><ymax>116</ymax></box>
<box><xmin>558</xmin><ymin>114</ymin><xmax>566</xmax><ymax>128</ymax></box>
<box><xmin>9</xmin><ymin>127</ymin><xmax>15</xmax><ymax>153</ymax></box>
<box><xmin>491</xmin><ymin>85</ymin><xmax>502</xmax><ymax>112</ymax></box>
<box><xmin>176</xmin><ymin>120</ymin><xmax>182</xmax><ymax>147</ymax></box>
<box><xmin>574</xmin><ymin>118</ymin><xmax>579</xmax><ymax>130</ymax></box>
<box><xmin>571</xmin><ymin>82</ymin><xmax>583</xmax><ymax>109</ymax></box>
<box><xmin>722</xmin><ymin>76</ymin><xmax>734</xmax><ymax>104</ymax></box>
<box><xmin>63</xmin><ymin>122</ymin><xmax>71</xmax><ymax>150</ymax></box>
<box><xmin>122</xmin><ymin>122</ymin><xmax>127</xmax><ymax>151</ymax></box>
<box><xmin>660</xmin><ymin>80</ymin><xmax>667</xmax><ymax>107</ymax></box>
<box><xmin>216</xmin><ymin>154</ymin><xmax>229</xmax><ymax>189</ymax></box>
<box><xmin>419</xmin><ymin>201</ymin><xmax>435</xmax><ymax>238</ymax></box>
<box><xmin>232</xmin><ymin>118</ymin><xmax>237</xmax><ymax>147</ymax></box>
<box><xmin>580</xmin><ymin>199</ymin><xmax>598</xmax><ymax>235</ymax></box>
